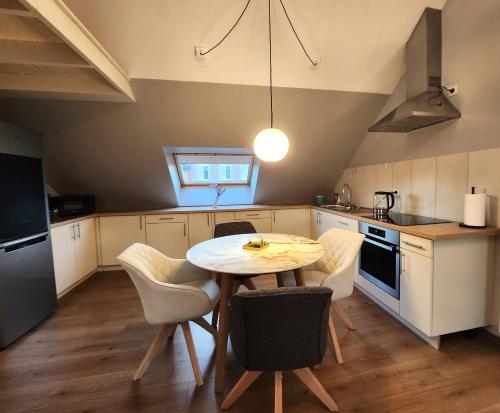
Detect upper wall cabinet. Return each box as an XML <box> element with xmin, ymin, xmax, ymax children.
<box><xmin>0</xmin><ymin>0</ymin><xmax>134</xmax><ymax>101</ymax></box>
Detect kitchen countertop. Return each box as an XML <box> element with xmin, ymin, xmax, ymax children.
<box><xmin>49</xmin><ymin>203</ymin><xmax>310</xmax><ymax>228</ymax></box>
<box><xmin>312</xmin><ymin>205</ymin><xmax>500</xmax><ymax>241</ymax></box>
<box><xmin>49</xmin><ymin>203</ymin><xmax>500</xmax><ymax>240</ymax></box>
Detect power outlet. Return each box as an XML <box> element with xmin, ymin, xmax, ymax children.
<box><xmin>194</xmin><ymin>46</ymin><xmax>206</xmax><ymax>59</ymax></box>
<box><xmin>444</xmin><ymin>84</ymin><xmax>459</xmax><ymax>97</ymax></box>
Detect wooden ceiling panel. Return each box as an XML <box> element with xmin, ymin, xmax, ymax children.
<box><xmin>0</xmin><ymin>14</ymin><xmax>62</xmax><ymax>43</ymax></box>
<box><xmin>0</xmin><ymin>0</ymin><xmax>32</xmax><ymax>17</ymax></box>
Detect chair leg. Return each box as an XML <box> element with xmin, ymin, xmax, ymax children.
<box><xmin>181</xmin><ymin>321</ymin><xmax>203</xmax><ymax>386</ymax></box>
<box><xmin>232</xmin><ymin>280</ymin><xmax>242</xmax><ymax>295</ymax></box>
<box><xmin>275</xmin><ymin>371</ymin><xmax>283</xmax><ymax>413</ymax></box>
<box><xmin>332</xmin><ymin>302</ymin><xmax>355</xmax><ymax>330</ymax></box>
<box><xmin>276</xmin><ymin>272</ymin><xmax>284</xmax><ymax>288</ymax></box>
<box><xmin>328</xmin><ymin>314</ymin><xmax>343</xmax><ymax>364</ymax></box>
<box><xmin>168</xmin><ymin>323</ymin><xmax>178</xmax><ymax>339</ymax></box>
<box><xmin>293</xmin><ymin>368</ymin><xmax>338</xmax><ymax>412</ymax></box>
<box><xmin>241</xmin><ymin>278</ymin><xmax>257</xmax><ymax>290</ymax></box>
<box><xmin>192</xmin><ymin>317</ymin><xmax>217</xmax><ymax>337</ymax></box>
<box><xmin>221</xmin><ymin>371</ymin><xmax>262</xmax><ymax>409</ymax></box>
<box><xmin>133</xmin><ymin>324</ymin><xmax>171</xmax><ymax>381</ymax></box>
<box><xmin>211</xmin><ymin>302</ymin><xmax>220</xmax><ymax>329</ymax></box>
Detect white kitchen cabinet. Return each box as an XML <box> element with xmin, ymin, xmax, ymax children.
<box><xmin>51</xmin><ymin>223</ymin><xmax>78</xmax><ymax>294</ymax></box>
<box><xmin>75</xmin><ymin>218</ymin><xmax>97</xmax><ymax>279</ymax></box>
<box><xmin>311</xmin><ymin>209</ymin><xmax>337</xmax><ymax>239</ymax></box>
<box><xmin>51</xmin><ymin>218</ymin><xmax>98</xmax><ymax>296</ymax></box>
<box><xmin>271</xmin><ymin>208</ymin><xmax>310</xmax><ymax>237</ymax></box>
<box><xmin>146</xmin><ymin>221</ymin><xmax>189</xmax><ymax>259</ymax></box>
<box><xmin>331</xmin><ymin>215</ymin><xmax>358</xmax><ymax>232</ymax></box>
<box><xmin>214</xmin><ymin>212</ymin><xmax>235</xmax><ymax>225</ymax></box>
<box><xmin>99</xmin><ymin>216</ymin><xmax>146</xmax><ymax>265</ymax></box>
<box><xmin>188</xmin><ymin>212</ymin><xmax>213</xmax><ymax>247</ymax></box>
<box><xmin>400</xmin><ymin>247</ymin><xmax>433</xmax><ymax>336</ymax></box>
<box><xmin>244</xmin><ymin>218</ymin><xmax>272</xmax><ymax>233</ymax></box>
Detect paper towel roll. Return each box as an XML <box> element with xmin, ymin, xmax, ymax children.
<box><xmin>464</xmin><ymin>193</ymin><xmax>486</xmax><ymax>227</ymax></box>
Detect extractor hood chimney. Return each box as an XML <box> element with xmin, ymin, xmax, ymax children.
<box><xmin>368</xmin><ymin>8</ymin><xmax>460</xmax><ymax>133</ymax></box>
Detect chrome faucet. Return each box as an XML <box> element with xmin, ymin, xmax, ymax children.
<box><xmin>341</xmin><ymin>183</ymin><xmax>353</xmax><ymax>208</ymax></box>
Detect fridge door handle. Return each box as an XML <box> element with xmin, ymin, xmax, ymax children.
<box><xmin>1</xmin><ymin>234</ymin><xmax>48</xmax><ymax>253</ymax></box>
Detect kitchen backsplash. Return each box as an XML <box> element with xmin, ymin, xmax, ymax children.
<box><xmin>335</xmin><ymin>147</ymin><xmax>500</xmax><ymax>228</ymax></box>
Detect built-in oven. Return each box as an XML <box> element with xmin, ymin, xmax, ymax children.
<box><xmin>359</xmin><ymin>222</ymin><xmax>400</xmax><ymax>300</ymax></box>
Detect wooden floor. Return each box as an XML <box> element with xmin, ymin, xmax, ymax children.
<box><xmin>1</xmin><ymin>271</ymin><xmax>500</xmax><ymax>413</ymax></box>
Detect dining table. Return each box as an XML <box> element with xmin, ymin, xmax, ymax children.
<box><xmin>186</xmin><ymin>232</ymin><xmax>325</xmax><ymax>392</ymax></box>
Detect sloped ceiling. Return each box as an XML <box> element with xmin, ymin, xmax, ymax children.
<box><xmin>0</xmin><ymin>1</ymin><xmax>449</xmax><ymax>210</ymax></box>
<box><xmin>63</xmin><ymin>0</ymin><xmax>446</xmax><ymax>93</ymax></box>
<box><xmin>0</xmin><ymin>79</ymin><xmax>386</xmax><ymax>211</ymax></box>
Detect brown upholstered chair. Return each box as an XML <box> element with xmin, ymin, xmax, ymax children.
<box><xmin>221</xmin><ymin>287</ymin><xmax>338</xmax><ymax>412</ymax></box>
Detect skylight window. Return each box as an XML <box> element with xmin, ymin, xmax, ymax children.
<box><xmin>173</xmin><ymin>154</ymin><xmax>254</xmax><ymax>187</ymax></box>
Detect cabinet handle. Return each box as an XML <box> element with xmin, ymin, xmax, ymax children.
<box><xmin>318</xmin><ymin>212</ymin><xmax>322</xmax><ymax>225</ymax></box>
<box><xmin>139</xmin><ymin>216</ymin><xmax>143</xmax><ymax>230</ymax></box>
<box><xmin>76</xmin><ymin>223</ymin><xmax>81</xmax><ymax>239</ymax></box>
<box><xmin>273</xmin><ymin>211</ymin><xmax>276</xmax><ymax>223</ymax></box>
<box><xmin>207</xmin><ymin>213</ymin><xmax>210</xmax><ymax>226</ymax></box>
<box><xmin>159</xmin><ymin>217</ymin><xmax>174</xmax><ymax>221</ymax></box>
<box><xmin>401</xmin><ymin>252</ymin><xmax>406</xmax><ymax>274</ymax></box>
<box><xmin>339</xmin><ymin>220</ymin><xmax>348</xmax><ymax>226</ymax></box>
<box><xmin>70</xmin><ymin>224</ymin><xmax>76</xmax><ymax>240</ymax></box>
<box><xmin>246</xmin><ymin>213</ymin><xmax>259</xmax><ymax>217</ymax></box>
<box><xmin>183</xmin><ymin>223</ymin><xmax>187</xmax><ymax>237</ymax></box>
<box><xmin>402</xmin><ymin>240</ymin><xmax>425</xmax><ymax>250</ymax></box>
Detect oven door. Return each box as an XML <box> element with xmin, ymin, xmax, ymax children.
<box><xmin>359</xmin><ymin>236</ymin><xmax>400</xmax><ymax>299</ymax></box>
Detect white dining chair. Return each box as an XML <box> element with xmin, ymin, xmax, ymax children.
<box><xmin>279</xmin><ymin>228</ymin><xmax>365</xmax><ymax>364</ymax></box>
<box><xmin>117</xmin><ymin>243</ymin><xmax>220</xmax><ymax>385</ymax></box>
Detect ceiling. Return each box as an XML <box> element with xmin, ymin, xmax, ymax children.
<box><xmin>63</xmin><ymin>0</ymin><xmax>447</xmax><ymax>94</ymax></box>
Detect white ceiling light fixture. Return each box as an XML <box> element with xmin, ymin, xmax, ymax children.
<box><xmin>197</xmin><ymin>0</ymin><xmax>319</xmax><ymax>162</ymax></box>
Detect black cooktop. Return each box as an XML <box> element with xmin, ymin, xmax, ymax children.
<box><xmin>362</xmin><ymin>213</ymin><xmax>451</xmax><ymax>226</ymax></box>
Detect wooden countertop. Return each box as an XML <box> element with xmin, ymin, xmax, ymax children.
<box><xmin>49</xmin><ymin>204</ymin><xmax>309</xmax><ymax>228</ymax></box>
<box><xmin>312</xmin><ymin>206</ymin><xmax>500</xmax><ymax>241</ymax></box>
<box><xmin>49</xmin><ymin>203</ymin><xmax>499</xmax><ymax>240</ymax></box>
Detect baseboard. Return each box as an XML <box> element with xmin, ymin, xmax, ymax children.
<box><xmin>97</xmin><ymin>265</ymin><xmax>122</xmax><ymax>271</ymax></box>
<box><xmin>479</xmin><ymin>327</ymin><xmax>500</xmax><ymax>347</ymax></box>
<box><xmin>57</xmin><ymin>269</ymin><xmax>98</xmax><ymax>299</ymax></box>
<box><xmin>354</xmin><ymin>283</ymin><xmax>441</xmax><ymax>350</ymax></box>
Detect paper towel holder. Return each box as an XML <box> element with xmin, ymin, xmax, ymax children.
<box><xmin>459</xmin><ymin>186</ymin><xmax>487</xmax><ymax>229</ymax></box>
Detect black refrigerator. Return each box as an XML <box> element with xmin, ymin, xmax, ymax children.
<box><xmin>0</xmin><ymin>130</ymin><xmax>57</xmax><ymax>348</ymax></box>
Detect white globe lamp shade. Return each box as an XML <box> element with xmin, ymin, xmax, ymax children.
<box><xmin>253</xmin><ymin>128</ymin><xmax>289</xmax><ymax>162</ymax></box>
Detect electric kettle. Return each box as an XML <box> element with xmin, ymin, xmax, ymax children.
<box><xmin>373</xmin><ymin>191</ymin><xmax>397</xmax><ymax>217</ymax></box>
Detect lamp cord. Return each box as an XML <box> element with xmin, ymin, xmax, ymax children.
<box><xmin>199</xmin><ymin>0</ymin><xmax>251</xmax><ymax>56</ymax></box>
<box><xmin>200</xmin><ymin>0</ymin><xmax>316</xmax><ymax>67</ymax></box>
<box><xmin>268</xmin><ymin>0</ymin><xmax>273</xmax><ymax>128</ymax></box>
<box><xmin>278</xmin><ymin>0</ymin><xmax>317</xmax><ymax>66</ymax></box>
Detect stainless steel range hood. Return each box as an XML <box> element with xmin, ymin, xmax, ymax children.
<box><xmin>368</xmin><ymin>8</ymin><xmax>460</xmax><ymax>133</ymax></box>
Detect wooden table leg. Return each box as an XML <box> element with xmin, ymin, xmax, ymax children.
<box><xmin>215</xmin><ymin>274</ymin><xmax>234</xmax><ymax>392</ymax></box>
<box><xmin>293</xmin><ymin>267</ymin><xmax>305</xmax><ymax>287</ymax></box>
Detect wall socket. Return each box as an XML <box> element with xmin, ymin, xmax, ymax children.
<box><xmin>194</xmin><ymin>46</ymin><xmax>206</xmax><ymax>59</ymax></box>
<box><xmin>444</xmin><ymin>84</ymin><xmax>459</xmax><ymax>97</ymax></box>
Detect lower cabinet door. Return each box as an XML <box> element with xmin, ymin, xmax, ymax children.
<box><xmin>188</xmin><ymin>213</ymin><xmax>213</xmax><ymax>247</ymax></box>
<box><xmin>51</xmin><ymin>224</ymin><xmax>77</xmax><ymax>295</ymax></box>
<box><xmin>242</xmin><ymin>218</ymin><xmax>272</xmax><ymax>233</ymax></box>
<box><xmin>146</xmin><ymin>222</ymin><xmax>189</xmax><ymax>259</ymax></box>
<box><xmin>99</xmin><ymin>216</ymin><xmax>146</xmax><ymax>265</ymax></box>
<box><xmin>75</xmin><ymin>218</ymin><xmax>97</xmax><ymax>279</ymax></box>
<box><xmin>400</xmin><ymin>249</ymin><xmax>433</xmax><ymax>336</ymax></box>
<box><xmin>272</xmin><ymin>209</ymin><xmax>310</xmax><ymax>237</ymax></box>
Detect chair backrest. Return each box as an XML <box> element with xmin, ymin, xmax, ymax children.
<box><xmin>214</xmin><ymin>221</ymin><xmax>257</xmax><ymax>238</ymax></box>
<box><xmin>229</xmin><ymin>287</ymin><xmax>332</xmax><ymax>371</ymax></box>
<box><xmin>117</xmin><ymin>243</ymin><xmax>188</xmax><ymax>324</ymax></box>
<box><xmin>315</xmin><ymin>228</ymin><xmax>365</xmax><ymax>275</ymax></box>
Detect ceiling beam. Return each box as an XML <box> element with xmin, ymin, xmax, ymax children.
<box><xmin>19</xmin><ymin>0</ymin><xmax>135</xmax><ymax>101</ymax></box>
<box><xmin>0</xmin><ymin>0</ymin><xmax>33</xmax><ymax>17</ymax></box>
<box><xmin>0</xmin><ymin>68</ymin><xmax>129</xmax><ymax>101</ymax></box>
<box><xmin>0</xmin><ymin>39</ymin><xmax>91</xmax><ymax>67</ymax></box>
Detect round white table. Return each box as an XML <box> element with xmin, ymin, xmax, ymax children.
<box><xmin>187</xmin><ymin>233</ymin><xmax>324</xmax><ymax>392</ymax></box>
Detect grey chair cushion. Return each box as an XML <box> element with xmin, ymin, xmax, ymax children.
<box><xmin>229</xmin><ymin>287</ymin><xmax>333</xmax><ymax>371</ymax></box>
<box><xmin>214</xmin><ymin>221</ymin><xmax>257</xmax><ymax>238</ymax></box>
